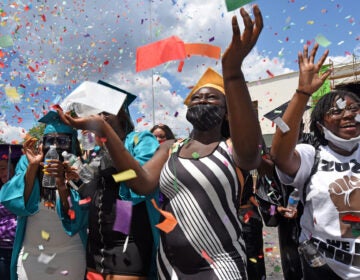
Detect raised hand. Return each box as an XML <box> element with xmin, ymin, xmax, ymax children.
<box><xmin>222</xmin><ymin>5</ymin><xmax>263</xmax><ymax>79</ymax></box>
<box><xmin>297</xmin><ymin>43</ymin><xmax>332</xmax><ymax>95</ymax></box>
<box><xmin>23</xmin><ymin>137</ymin><xmax>43</xmax><ymax>165</ymax></box>
<box><xmin>57</xmin><ymin>109</ymin><xmax>107</xmax><ymax>137</ymax></box>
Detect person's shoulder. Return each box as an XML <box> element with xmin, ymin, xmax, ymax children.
<box><xmin>126</xmin><ymin>130</ymin><xmax>157</xmax><ymax>144</ymax></box>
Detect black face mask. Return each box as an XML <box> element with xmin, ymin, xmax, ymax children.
<box><xmin>186</xmin><ymin>104</ymin><xmax>226</xmax><ymax>131</ymax></box>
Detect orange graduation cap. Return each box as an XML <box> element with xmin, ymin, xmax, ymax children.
<box><xmin>184</xmin><ymin>67</ymin><xmax>224</xmax><ymax>106</ymax></box>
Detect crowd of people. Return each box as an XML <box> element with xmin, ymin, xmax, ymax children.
<box><xmin>1</xmin><ymin>4</ymin><xmax>360</xmax><ymax>280</ymax></box>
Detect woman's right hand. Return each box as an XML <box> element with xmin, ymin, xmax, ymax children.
<box><xmin>23</xmin><ymin>137</ymin><xmax>43</xmax><ymax>166</ymax></box>
<box><xmin>277</xmin><ymin>205</ymin><xmax>298</xmax><ymax>219</ymax></box>
<box><xmin>57</xmin><ymin>109</ymin><xmax>108</xmax><ymax>137</ymax></box>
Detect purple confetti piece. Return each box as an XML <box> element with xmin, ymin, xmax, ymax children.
<box><xmin>113</xmin><ymin>199</ymin><xmax>132</xmax><ymax>235</ymax></box>
<box><xmin>270</xmin><ymin>205</ymin><xmax>276</xmax><ymax>216</ymax></box>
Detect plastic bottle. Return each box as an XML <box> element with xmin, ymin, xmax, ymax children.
<box><xmin>285</xmin><ymin>188</ymin><xmax>300</xmax><ymax>218</ymax></box>
<box><xmin>42</xmin><ymin>145</ymin><xmax>59</xmax><ymax>189</ymax></box>
<box><xmin>81</xmin><ymin>132</ymin><xmax>95</xmax><ymax>151</ymax></box>
<box><xmin>62</xmin><ymin>151</ymin><xmax>93</xmax><ymax>183</ymax></box>
<box><xmin>298</xmin><ymin>240</ymin><xmax>326</xmax><ymax>267</ymax></box>
<box><xmin>62</xmin><ymin>151</ymin><xmax>82</xmax><ymax>169</ymax></box>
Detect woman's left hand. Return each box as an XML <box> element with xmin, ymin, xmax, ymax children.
<box><xmin>297</xmin><ymin>43</ymin><xmax>332</xmax><ymax>95</ymax></box>
<box><xmin>42</xmin><ymin>159</ymin><xmax>66</xmax><ymax>187</ymax></box>
<box><xmin>222</xmin><ymin>5</ymin><xmax>263</xmax><ymax>79</ymax></box>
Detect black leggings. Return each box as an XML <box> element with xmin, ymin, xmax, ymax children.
<box><xmin>0</xmin><ymin>247</ymin><xmax>12</xmax><ymax>280</ymax></box>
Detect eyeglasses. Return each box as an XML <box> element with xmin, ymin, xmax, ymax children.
<box><xmin>43</xmin><ymin>135</ymin><xmax>72</xmax><ymax>149</ymax></box>
<box><xmin>326</xmin><ymin>103</ymin><xmax>360</xmax><ymax>119</ymax></box>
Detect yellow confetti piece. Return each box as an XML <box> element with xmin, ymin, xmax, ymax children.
<box><xmin>41</xmin><ymin>230</ymin><xmax>50</xmax><ymax>241</ymax></box>
<box><xmin>5</xmin><ymin>87</ymin><xmax>21</xmax><ymax>101</ymax></box>
<box><xmin>134</xmin><ymin>134</ymin><xmax>139</xmax><ymax>145</ymax></box>
<box><xmin>112</xmin><ymin>169</ymin><xmax>137</xmax><ymax>182</ymax></box>
<box><xmin>249</xmin><ymin>258</ymin><xmax>257</xmax><ymax>263</ymax></box>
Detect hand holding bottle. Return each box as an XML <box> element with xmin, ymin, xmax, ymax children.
<box><xmin>284</xmin><ymin>188</ymin><xmax>300</xmax><ymax>218</ymax></box>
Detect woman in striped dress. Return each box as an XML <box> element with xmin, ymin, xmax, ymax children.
<box><xmin>57</xmin><ymin>5</ymin><xmax>263</xmax><ymax>279</ymax></box>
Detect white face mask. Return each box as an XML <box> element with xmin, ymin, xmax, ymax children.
<box><xmin>319</xmin><ymin>123</ymin><xmax>360</xmax><ymax>152</ymax></box>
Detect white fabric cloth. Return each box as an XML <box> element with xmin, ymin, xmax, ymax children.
<box><xmin>277</xmin><ymin>143</ymin><xmax>360</xmax><ymax>279</ymax></box>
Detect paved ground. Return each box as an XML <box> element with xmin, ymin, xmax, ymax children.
<box><xmin>263</xmin><ymin>225</ymin><xmax>285</xmax><ymax>280</ymax></box>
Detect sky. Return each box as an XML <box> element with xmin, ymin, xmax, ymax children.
<box><xmin>0</xmin><ymin>0</ymin><xmax>359</xmax><ymax>143</ymax></box>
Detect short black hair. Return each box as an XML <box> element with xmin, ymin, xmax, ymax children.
<box><xmin>310</xmin><ymin>90</ymin><xmax>360</xmax><ymax>146</ymax></box>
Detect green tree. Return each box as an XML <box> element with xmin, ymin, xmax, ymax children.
<box><xmin>27</xmin><ymin>124</ymin><xmax>45</xmax><ymax>140</ymax></box>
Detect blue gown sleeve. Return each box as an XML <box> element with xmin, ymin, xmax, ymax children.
<box><xmin>0</xmin><ymin>155</ymin><xmax>40</xmax><ymax>216</ymax></box>
<box><xmin>56</xmin><ymin>188</ymin><xmax>89</xmax><ymax>247</ymax></box>
<box><xmin>119</xmin><ymin>131</ymin><xmax>160</xmax><ymax>203</ymax></box>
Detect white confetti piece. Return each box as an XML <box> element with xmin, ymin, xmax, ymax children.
<box><xmin>355</xmin><ymin>114</ymin><xmax>360</xmax><ymax>122</ymax></box>
<box><xmin>37</xmin><ymin>252</ymin><xmax>56</xmax><ymax>264</ymax></box>
<box><xmin>336</xmin><ymin>98</ymin><xmax>346</xmax><ymax>109</ymax></box>
<box><xmin>273</xmin><ymin>117</ymin><xmax>290</xmax><ymax>133</ymax></box>
<box><xmin>38</xmin><ymin>244</ymin><xmax>44</xmax><ymax>251</ymax></box>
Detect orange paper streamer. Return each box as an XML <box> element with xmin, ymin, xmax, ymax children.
<box><xmin>184</xmin><ymin>43</ymin><xmax>221</xmax><ymax>59</ymax></box>
<box><xmin>136</xmin><ymin>36</ymin><xmax>186</xmax><ymax>72</ymax></box>
<box><xmin>151</xmin><ymin>199</ymin><xmax>177</xmax><ymax>233</ymax></box>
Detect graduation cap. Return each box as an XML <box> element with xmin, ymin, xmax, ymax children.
<box><xmin>184</xmin><ymin>68</ymin><xmax>224</xmax><ymax>106</ymax></box>
<box><xmin>263</xmin><ymin>101</ymin><xmax>311</xmax><ymax>133</ymax></box>
<box><xmin>0</xmin><ymin>144</ymin><xmax>23</xmax><ymax>162</ymax></box>
<box><xmin>38</xmin><ymin>111</ymin><xmax>77</xmax><ymax>135</ymax></box>
<box><xmin>97</xmin><ymin>80</ymin><xmax>136</xmax><ymax>117</ymax></box>
<box><xmin>263</xmin><ymin>101</ymin><xmax>311</xmax><ymax>121</ymax></box>
<box><xmin>60</xmin><ymin>81</ymin><xmax>136</xmax><ymax>118</ymax></box>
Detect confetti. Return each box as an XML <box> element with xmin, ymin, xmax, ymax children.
<box><xmin>151</xmin><ymin>199</ymin><xmax>177</xmax><ymax>233</ymax></box>
<box><xmin>79</xmin><ymin>196</ymin><xmax>92</xmax><ymax>205</ymax></box>
<box><xmin>41</xmin><ymin>230</ymin><xmax>50</xmax><ymax>241</ymax></box>
<box><xmin>113</xmin><ymin>199</ymin><xmax>133</xmax><ymax>235</ymax></box>
<box><xmin>315</xmin><ymin>34</ymin><xmax>332</xmax><ymax>47</ymax></box>
<box><xmin>273</xmin><ymin>117</ymin><xmax>290</xmax><ymax>133</ymax></box>
<box><xmin>38</xmin><ymin>252</ymin><xmax>56</xmax><ymax>264</ymax></box>
<box><xmin>112</xmin><ymin>169</ymin><xmax>137</xmax><ymax>182</ymax></box>
<box><xmin>22</xmin><ymin>252</ymin><xmax>29</xmax><ymax>260</ymax></box>
<box><xmin>191</xmin><ymin>152</ymin><xmax>200</xmax><ymax>159</ymax></box>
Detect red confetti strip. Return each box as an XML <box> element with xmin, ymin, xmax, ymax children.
<box><xmin>15</xmin><ymin>105</ymin><xmax>20</xmax><ymax>112</ymax></box>
<box><xmin>266</xmin><ymin>70</ymin><xmax>274</xmax><ymax>78</ymax></box>
<box><xmin>79</xmin><ymin>197</ymin><xmax>92</xmax><ymax>205</ymax></box>
<box><xmin>67</xmin><ymin>209</ymin><xmax>76</xmax><ymax>220</ymax></box>
<box><xmin>201</xmin><ymin>250</ymin><xmax>215</xmax><ymax>265</ymax></box>
<box><xmin>86</xmin><ymin>271</ymin><xmax>104</xmax><ymax>280</ymax></box>
<box><xmin>41</xmin><ymin>14</ymin><xmax>46</xmax><ymax>22</ymax></box>
<box><xmin>177</xmin><ymin>60</ymin><xmax>184</xmax><ymax>72</ymax></box>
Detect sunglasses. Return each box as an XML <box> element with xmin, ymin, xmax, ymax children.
<box><xmin>43</xmin><ymin>135</ymin><xmax>72</xmax><ymax>149</ymax></box>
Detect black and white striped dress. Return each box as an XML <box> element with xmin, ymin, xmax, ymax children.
<box><xmin>157</xmin><ymin>140</ymin><xmax>247</xmax><ymax>279</ymax></box>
